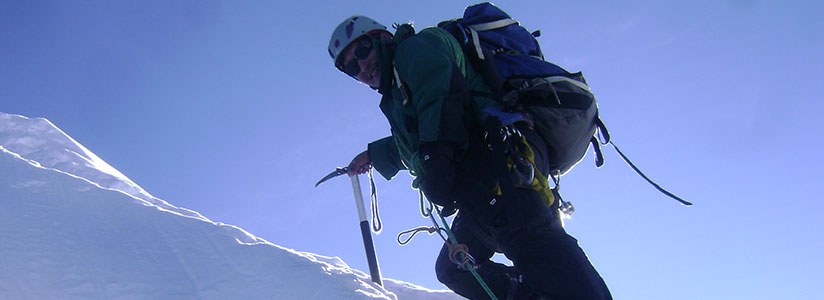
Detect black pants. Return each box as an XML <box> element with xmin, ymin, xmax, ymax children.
<box><xmin>435</xmin><ymin>129</ymin><xmax>612</xmax><ymax>299</ymax></box>
<box><xmin>435</xmin><ymin>196</ymin><xmax>612</xmax><ymax>300</ymax></box>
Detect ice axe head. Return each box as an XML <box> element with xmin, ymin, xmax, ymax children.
<box><xmin>315</xmin><ymin>167</ymin><xmax>350</xmax><ymax>187</ymax></box>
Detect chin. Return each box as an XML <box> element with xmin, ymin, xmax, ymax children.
<box><xmin>365</xmin><ymin>78</ymin><xmax>380</xmax><ymax>89</ymax></box>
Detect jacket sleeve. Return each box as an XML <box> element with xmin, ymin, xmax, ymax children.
<box><xmin>395</xmin><ymin>29</ymin><xmax>494</xmax><ymax>207</ymax></box>
<box><xmin>368</xmin><ymin>136</ymin><xmax>405</xmax><ymax>181</ymax></box>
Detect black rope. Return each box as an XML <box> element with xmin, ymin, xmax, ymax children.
<box><xmin>608</xmin><ymin>141</ymin><xmax>693</xmax><ymax>206</ymax></box>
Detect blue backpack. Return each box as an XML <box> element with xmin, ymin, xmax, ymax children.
<box><xmin>439</xmin><ymin>3</ymin><xmax>568</xmax><ymax>91</ymax></box>
<box><xmin>438</xmin><ymin>2</ymin><xmax>605</xmax><ymax>176</ymax></box>
<box><xmin>438</xmin><ymin>2</ymin><xmax>691</xmax><ymax>206</ymax></box>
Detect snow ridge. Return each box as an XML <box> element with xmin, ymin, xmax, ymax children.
<box><xmin>0</xmin><ymin>112</ymin><xmax>459</xmax><ymax>299</ymax></box>
<box><xmin>0</xmin><ymin>113</ymin><xmax>208</xmax><ymax>220</ymax></box>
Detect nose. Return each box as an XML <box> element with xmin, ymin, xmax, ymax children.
<box><xmin>357</xmin><ymin>55</ymin><xmax>370</xmax><ymax>77</ymax></box>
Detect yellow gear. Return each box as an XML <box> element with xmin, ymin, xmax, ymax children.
<box><xmin>493</xmin><ymin>134</ymin><xmax>556</xmax><ymax>207</ymax></box>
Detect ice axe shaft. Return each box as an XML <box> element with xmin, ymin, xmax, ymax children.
<box><xmin>316</xmin><ymin>168</ymin><xmax>382</xmax><ymax>286</ymax></box>
<box><xmin>349</xmin><ymin>174</ymin><xmax>383</xmax><ymax>286</ymax></box>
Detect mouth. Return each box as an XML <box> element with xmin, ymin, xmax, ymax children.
<box><xmin>368</xmin><ymin>65</ymin><xmax>377</xmax><ymax>80</ymax></box>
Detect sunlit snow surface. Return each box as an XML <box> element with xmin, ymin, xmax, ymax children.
<box><xmin>0</xmin><ymin>112</ymin><xmax>461</xmax><ymax>299</ymax></box>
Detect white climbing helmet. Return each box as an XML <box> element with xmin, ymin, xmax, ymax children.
<box><xmin>328</xmin><ymin>16</ymin><xmax>389</xmax><ymax>65</ymax></box>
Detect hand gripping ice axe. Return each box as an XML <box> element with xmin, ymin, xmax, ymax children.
<box><xmin>315</xmin><ymin>167</ymin><xmax>383</xmax><ymax>286</ymax></box>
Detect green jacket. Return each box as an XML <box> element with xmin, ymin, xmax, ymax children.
<box><xmin>368</xmin><ymin>25</ymin><xmax>497</xmax><ymax>188</ymax></box>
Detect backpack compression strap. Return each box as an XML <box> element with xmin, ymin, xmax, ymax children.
<box><xmin>465</xmin><ymin>18</ymin><xmax>519</xmax><ymax>60</ymax></box>
<box><xmin>591</xmin><ymin>117</ymin><xmax>608</xmax><ymax>168</ymax></box>
<box><xmin>543</xmin><ymin>75</ymin><xmax>593</xmax><ymax>93</ymax></box>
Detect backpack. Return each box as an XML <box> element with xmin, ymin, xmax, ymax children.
<box><xmin>437</xmin><ymin>2</ymin><xmax>691</xmax><ymax>206</ymax></box>
<box><xmin>438</xmin><ymin>2</ymin><xmax>605</xmax><ymax>177</ymax></box>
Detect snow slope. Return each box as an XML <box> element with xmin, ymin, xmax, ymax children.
<box><xmin>0</xmin><ymin>112</ymin><xmax>460</xmax><ymax>299</ymax></box>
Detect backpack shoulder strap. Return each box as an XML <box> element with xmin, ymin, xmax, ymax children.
<box><xmin>393</xmin><ymin>64</ymin><xmax>410</xmax><ymax>105</ymax></box>
<box><xmin>391</xmin><ymin>23</ymin><xmax>417</xmax><ymax>104</ymax></box>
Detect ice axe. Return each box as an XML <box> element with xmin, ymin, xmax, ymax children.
<box><xmin>315</xmin><ymin>167</ymin><xmax>383</xmax><ymax>286</ymax></box>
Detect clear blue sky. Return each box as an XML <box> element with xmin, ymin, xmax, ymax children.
<box><xmin>2</xmin><ymin>1</ymin><xmax>822</xmax><ymax>299</ymax></box>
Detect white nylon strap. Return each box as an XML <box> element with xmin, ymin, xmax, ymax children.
<box><xmin>470</xmin><ymin>28</ymin><xmax>485</xmax><ymax>60</ymax></box>
<box><xmin>467</xmin><ymin>18</ymin><xmax>519</xmax><ymax>61</ymax></box>
<box><xmin>393</xmin><ymin>65</ymin><xmax>410</xmax><ymax>105</ymax></box>
<box><xmin>468</xmin><ymin>18</ymin><xmax>519</xmax><ymax>32</ymax></box>
<box><xmin>393</xmin><ymin>66</ymin><xmax>403</xmax><ymax>89</ymax></box>
<box><xmin>544</xmin><ymin>76</ymin><xmax>592</xmax><ymax>93</ymax></box>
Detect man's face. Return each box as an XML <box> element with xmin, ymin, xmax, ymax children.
<box><xmin>337</xmin><ymin>36</ymin><xmax>381</xmax><ymax>88</ymax></box>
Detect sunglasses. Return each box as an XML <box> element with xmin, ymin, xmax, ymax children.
<box><xmin>338</xmin><ymin>38</ymin><xmax>374</xmax><ymax>77</ymax></box>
